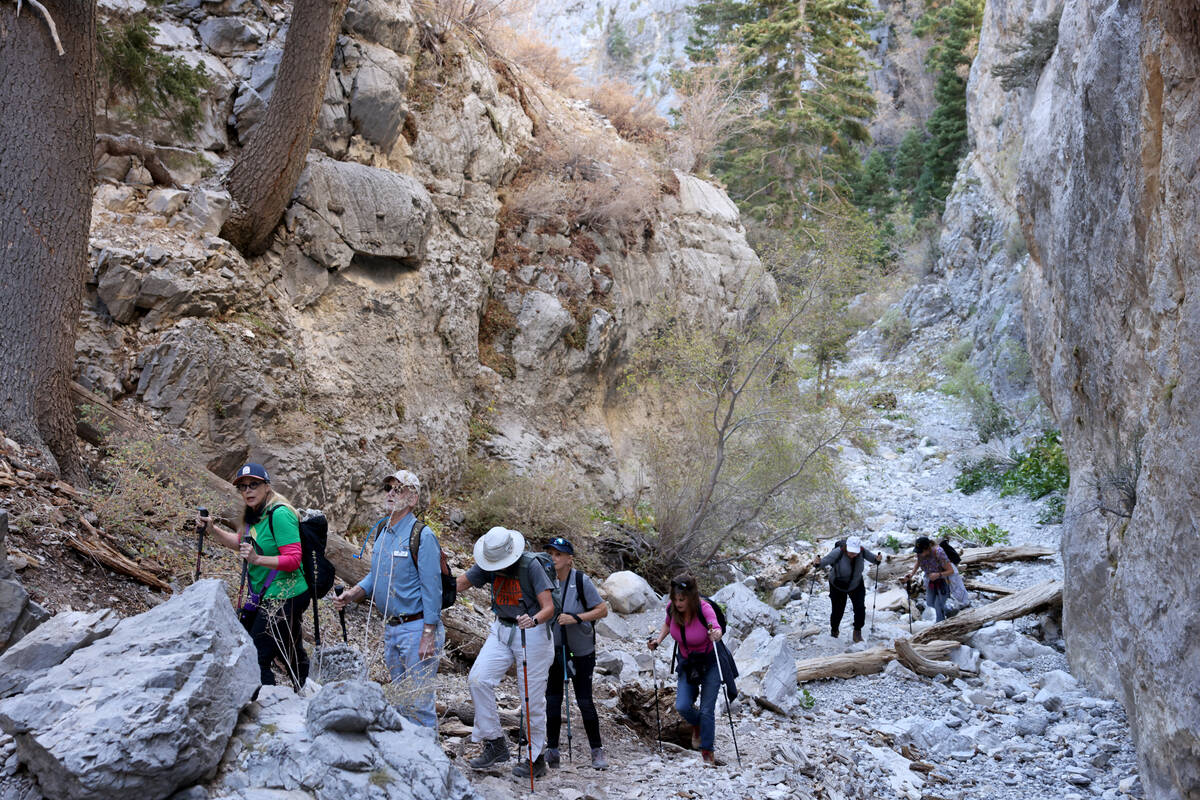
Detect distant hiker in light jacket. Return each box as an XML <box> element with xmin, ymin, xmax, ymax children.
<box><xmin>813</xmin><ymin>535</ymin><xmax>882</xmax><ymax>643</ymax></box>
<box><xmin>542</xmin><ymin>536</ymin><xmax>609</xmax><ymax>770</ymax></box>
<box><xmin>199</xmin><ymin>462</ymin><xmax>309</xmax><ymax>688</ymax></box>
<box><xmin>332</xmin><ymin>469</ymin><xmax>444</xmax><ymax>729</ymax></box>
<box><xmin>456</xmin><ymin>527</ymin><xmax>556</xmax><ymax>779</ymax></box>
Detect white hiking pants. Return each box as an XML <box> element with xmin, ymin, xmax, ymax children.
<box><xmin>469</xmin><ymin>619</ymin><xmax>555</xmax><ymax>759</ymax></box>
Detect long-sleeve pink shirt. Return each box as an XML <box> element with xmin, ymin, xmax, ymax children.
<box><xmin>667</xmin><ymin>599</ymin><xmax>721</xmax><ymax>658</ymax></box>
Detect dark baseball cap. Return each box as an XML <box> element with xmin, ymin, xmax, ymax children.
<box><xmin>545</xmin><ymin>536</ymin><xmax>574</xmax><ymax>555</ymax></box>
<box><xmin>233</xmin><ymin>463</ymin><xmax>270</xmax><ymax>485</ymax></box>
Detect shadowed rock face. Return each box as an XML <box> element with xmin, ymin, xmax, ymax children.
<box><xmin>1017</xmin><ymin>1</ymin><xmax>1200</xmax><ymax>797</ymax></box>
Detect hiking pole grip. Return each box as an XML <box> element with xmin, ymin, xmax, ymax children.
<box><xmin>194</xmin><ymin>508</ymin><xmax>208</xmax><ymax>581</ymax></box>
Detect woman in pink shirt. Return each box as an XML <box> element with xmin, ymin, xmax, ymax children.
<box><xmin>647</xmin><ymin>574</ymin><xmax>723</xmax><ymax>765</ymax></box>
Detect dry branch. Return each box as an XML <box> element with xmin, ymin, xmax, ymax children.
<box><xmin>13</xmin><ymin>0</ymin><xmax>65</xmax><ymax>55</ymax></box>
<box><xmin>94</xmin><ymin>134</ymin><xmax>178</xmax><ymax>187</ymax></box>
<box><xmin>795</xmin><ymin>639</ymin><xmax>960</xmax><ymax>682</ymax></box>
<box><xmin>877</xmin><ymin>545</ymin><xmax>1056</xmax><ymax>582</ymax></box>
<box><xmin>68</xmin><ymin>517</ymin><xmax>171</xmax><ymax>591</ymax></box>
<box><xmin>911</xmin><ymin>580</ymin><xmax>1063</xmax><ymax>644</ymax></box>
<box><xmin>894</xmin><ymin>637</ymin><xmax>974</xmax><ymax>678</ymax></box>
<box><xmin>963</xmin><ymin>579</ymin><xmax>1015</xmax><ymax>596</ymax></box>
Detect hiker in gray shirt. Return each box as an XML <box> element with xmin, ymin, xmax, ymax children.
<box><xmin>813</xmin><ymin>535</ymin><xmax>881</xmax><ymax>643</ymax></box>
<box><xmin>542</xmin><ymin>536</ymin><xmax>610</xmax><ymax>769</ymax></box>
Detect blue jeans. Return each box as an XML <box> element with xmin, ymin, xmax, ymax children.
<box><xmin>383</xmin><ymin>619</ymin><xmax>444</xmax><ymax>729</ymax></box>
<box><xmin>926</xmin><ymin>585</ymin><xmax>948</xmax><ymax>622</ymax></box>
<box><xmin>675</xmin><ymin>659</ymin><xmax>720</xmax><ymax>750</ymax></box>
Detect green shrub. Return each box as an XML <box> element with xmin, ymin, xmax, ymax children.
<box><xmin>992</xmin><ymin>7</ymin><xmax>1062</xmax><ymax>91</ymax></box>
<box><xmin>939</xmin><ymin>521</ymin><xmax>1010</xmax><ymax>546</ymax></box>
<box><xmin>940</xmin><ymin>339</ymin><xmax>1016</xmax><ymax>442</ymax></box>
<box><xmin>98</xmin><ymin>15</ymin><xmax>211</xmax><ymax>137</ymax></box>
<box><xmin>1038</xmin><ymin>493</ymin><xmax>1065</xmax><ymax>525</ymax></box>
<box><xmin>883</xmin><ymin>534</ymin><xmax>903</xmax><ymax>552</ymax></box>
<box><xmin>878</xmin><ymin>308</ymin><xmax>912</xmax><ymax>355</ymax></box>
<box><xmin>954</xmin><ymin>430</ymin><xmax>1069</xmax><ymax>501</ymax></box>
<box><xmin>461</xmin><ymin>460</ymin><xmax>589</xmax><ymax>543</ymax></box>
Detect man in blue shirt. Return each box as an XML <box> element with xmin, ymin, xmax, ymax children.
<box><xmin>332</xmin><ymin>469</ymin><xmax>445</xmax><ymax>729</ymax></box>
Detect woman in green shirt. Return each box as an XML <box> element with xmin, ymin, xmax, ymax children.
<box><xmin>200</xmin><ymin>463</ymin><xmax>310</xmax><ymax>687</ymax></box>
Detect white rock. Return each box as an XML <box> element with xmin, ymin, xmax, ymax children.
<box><xmin>600</xmin><ymin>571</ymin><xmax>657</xmax><ymax>615</ymax></box>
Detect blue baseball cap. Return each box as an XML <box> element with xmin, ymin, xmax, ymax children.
<box><xmin>233</xmin><ymin>463</ymin><xmax>270</xmax><ymax>485</ymax></box>
<box><xmin>545</xmin><ymin>536</ymin><xmax>574</xmax><ymax>555</ymax></box>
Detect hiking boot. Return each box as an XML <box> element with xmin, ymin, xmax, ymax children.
<box><xmin>830</xmin><ymin>627</ymin><xmax>840</xmax><ymax>639</ymax></box>
<box><xmin>511</xmin><ymin>755</ymin><xmax>548</xmax><ymax>779</ymax></box>
<box><xmin>853</xmin><ymin>628</ymin><xmax>863</xmax><ymax>643</ymax></box>
<box><xmin>591</xmin><ymin>747</ymin><xmax>609</xmax><ymax>769</ymax></box>
<box><xmin>701</xmin><ymin>749</ymin><xmax>716</xmax><ymax>766</ymax></box>
<box><xmin>469</xmin><ymin>737</ymin><xmax>510</xmax><ymax>770</ymax></box>
<box><xmin>544</xmin><ymin>748</ymin><xmax>560</xmax><ymax>768</ymax></box>
<box><xmin>690</xmin><ymin>725</ymin><xmax>701</xmax><ymax>749</ymax></box>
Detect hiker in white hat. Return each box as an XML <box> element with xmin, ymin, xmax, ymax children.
<box><xmin>812</xmin><ymin>535</ymin><xmax>881</xmax><ymax>643</ymax></box>
<box><xmin>455</xmin><ymin>527</ymin><xmax>558</xmax><ymax>779</ymax></box>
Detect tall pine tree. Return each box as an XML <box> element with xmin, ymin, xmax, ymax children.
<box><xmin>687</xmin><ymin>0</ymin><xmax>877</xmax><ymax>228</ymax></box>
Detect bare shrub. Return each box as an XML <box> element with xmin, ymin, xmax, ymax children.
<box><xmin>413</xmin><ymin>0</ymin><xmax>529</xmax><ymax>49</ymax></box>
<box><xmin>461</xmin><ymin>459</ymin><xmax>589</xmax><ymax>542</ymax></box>
<box><xmin>584</xmin><ymin>80</ymin><xmax>667</xmax><ymax>144</ymax></box>
<box><xmin>490</xmin><ymin>27</ymin><xmax>579</xmax><ymax>91</ymax></box>
<box><xmin>668</xmin><ymin>51</ymin><xmax>752</xmax><ymax>173</ymax></box>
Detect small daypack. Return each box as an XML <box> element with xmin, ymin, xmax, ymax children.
<box><xmin>939</xmin><ymin>538</ymin><xmax>962</xmax><ymax>566</ymax></box>
<box><xmin>511</xmin><ymin>551</ymin><xmax>563</xmax><ymax>618</ymax></box>
<box><xmin>408</xmin><ymin>518</ymin><xmax>456</xmax><ymax>610</ymax></box>
<box><xmin>670</xmin><ymin>596</ymin><xmax>739</xmax><ymax>700</ymax></box>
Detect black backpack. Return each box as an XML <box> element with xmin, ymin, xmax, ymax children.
<box><xmin>939</xmin><ymin>538</ymin><xmax>962</xmax><ymax>566</ymax></box>
<box><xmin>408</xmin><ymin>518</ymin><xmax>456</xmax><ymax>610</ymax></box>
<box><xmin>266</xmin><ymin>506</ymin><xmax>336</xmax><ymax>648</ymax></box>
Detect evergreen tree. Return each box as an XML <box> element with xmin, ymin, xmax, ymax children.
<box><xmin>852</xmin><ymin>148</ymin><xmax>894</xmax><ymax>218</ymax></box>
<box><xmin>687</xmin><ymin>0</ymin><xmax>878</xmax><ymax>228</ymax></box>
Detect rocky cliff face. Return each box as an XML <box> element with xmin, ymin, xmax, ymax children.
<box><xmin>1017</xmin><ymin>1</ymin><xmax>1200</xmax><ymax>797</ymax></box>
<box><xmin>79</xmin><ymin>0</ymin><xmax>772</xmax><ymax>530</ymax></box>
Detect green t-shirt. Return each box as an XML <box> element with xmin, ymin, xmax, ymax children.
<box><xmin>248</xmin><ymin>504</ymin><xmax>309</xmax><ymax>601</ymax></box>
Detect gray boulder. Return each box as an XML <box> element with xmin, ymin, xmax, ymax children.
<box><xmin>968</xmin><ymin>621</ymin><xmax>1055</xmax><ymax>665</ymax></box>
<box><xmin>349</xmin><ymin>42</ymin><xmax>411</xmax><ymax>152</ymax></box>
<box><xmin>288</xmin><ymin>155</ymin><xmax>434</xmax><ymax>272</ymax></box>
<box><xmin>711</xmin><ymin>582</ymin><xmax>780</xmax><ymax>641</ymax></box>
<box><xmin>511</xmin><ymin>291</ymin><xmax>574</xmax><ymax>369</ymax></box>
<box><xmin>0</xmin><ymin>610</ymin><xmax>118</xmax><ymax>699</ymax></box>
<box><xmin>732</xmin><ymin>628</ymin><xmax>798</xmax><ymax>714</ymax></box>
<box><xmin>0</xmin><ymin>580</ymin><xmax>258</xmax><ymax>800</ymax></box>
<box><xmin>344</xmin><ymin>0</ymin><xmax>416</xmax><ymax>53</ymax></box>
<box><xmin>0</xmin><ymin>512</ymin><xmax>49</xmax><ymax>657</ymax></box>
<box><xmin>197</xmin><ymin>16</ymin><xmax>265</xmax><ymax>56</ymax></box>
<box><xmin>600</xmin><ymin>571</ymin><xmax>657</xmax><ymax>615</ymax></box>
<box><xmin>594</xmin><ymin>613</ymin><xmax>630</xmax><ymax>640</ymax></box>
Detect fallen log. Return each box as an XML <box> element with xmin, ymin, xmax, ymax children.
<box><xmin>894</xmin><ymin>637</ymin><xmax>975</xmax><ymax>678</ymax></box>
<box><xmin>878</xmin><ymin>545</ymin><xmax>1056</xmax><ymax>582</ymax></box>
<box><xmin>963</xmin><ymin>579</ymin><xmax>1015</xmax><ymax>596</ymax></box>
<box><xmin>67</xmin><ymin>517</ymin><xmax>172</xmax><ymax>592</ymax></box>
<box><xmin>912</xmin><ymin>580</ymin><xmax>1063</xmax><ymax>644</ymax></box>
<box><xmin>796</xmin><ymin>639</ymin><xmax>960</xmax><ymax>682</ymax></box>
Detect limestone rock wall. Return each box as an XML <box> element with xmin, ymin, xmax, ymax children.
<box><xmin>1017</xmin><ymin>1</ymin><xmax>1200</xmax><ymax>797</ymax></box>
<box><xmin>78</xmin><ymin>0</ymin><xmax>772</xmax><ymax>531</ymax></box>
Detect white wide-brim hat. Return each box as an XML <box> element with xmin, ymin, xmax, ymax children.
<box><xmin>474</xmin><ymin>526</ymin><xmax>525</xmax><ymax>571</ymax></box>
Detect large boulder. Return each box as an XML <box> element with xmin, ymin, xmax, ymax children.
<box><xmin>968</xmin><ymin>621</ymin><xmax>1055</xmax><ymax>666</ymax></box>
<box><xmin>0</xmin><ymin>511</ymin><xmax>49</xmax><ymax>656</ymax></box>
<box><xmin>208</xmin><ymin>681</ymin><xmax>481</xmax><ymax>799</ymax></box>
<box><xmin>600</xmin><ymin>571</ymin><xmax>658</xmax><ymax>615</ymax></box>
<box><xmin>0</xmin><ymin>580</ymin><xmax>258</xmax><ymax>800</ymax></box>
<box><xmin>0</xmin><ymin>610</ymin><xmax>118</xmax><ymax>699</ymax></box>
<box><xmin>287</xmin><ymin>154</ymin><xmax>434</xmax><ymax>272</ymax></box>
<box><xmin>732</xmin><ymin>628</ymin><xmax>799</xmax><ymax>714</ymax></box>
<box><xmin>711</xmin><ymin>582</ymin><xmax>781</xmax><ymax>642</ymax></box>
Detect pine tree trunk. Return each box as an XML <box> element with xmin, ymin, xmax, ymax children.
<box><xmin>0</xmin><ymin>0</ymin><xmax>95</xmax><ymax>481</ymax></box>
<box><xmin>222</xmin><ymin>0</ymin><xmax>350</xmax><ymax>256</ymax></box>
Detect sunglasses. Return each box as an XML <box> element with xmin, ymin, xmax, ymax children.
<box><xmin>386</xmin><ymin>484</ymin><xmax>416</xmax><ymax>494</ymax></box>
<box><xmin>671</xmin><ymin>580</ymin><xmax>692</xmax><ymax>590</ymax></box>
<box><xmin>236</xmin><ymin>481</ymin><xmax>266</xmax><ymax>492</ymax></box>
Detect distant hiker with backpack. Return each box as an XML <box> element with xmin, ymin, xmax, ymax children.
<box><xmin>647</xmin><ymin>574</ymin><xmax>724</xmax><ymax>766</ymax></box>
<box><xmin>906</xmin><ymin>535</ymin><xmax>956</xmax><ymax>622</ymax></box>
<box><xmin>197</xmin><ymin>463</ymin><xmax>310</xmax><ymax>687</ymax></box>
<box><xmin>332</xmin><ymin>469</ymin><xmax>445</xmax><ymax>729</ymax></box>
<box><xmin>813</xmin><ymin>535</ymin><xmax>882</xmax><ymax>643</ymax></box>
<box><xmin>542</xmin><ymin>536</ymin><xmax>610</xmax><ymax>770</ymax></box>
<box><xmin>456</xmin><ymin>526</ymin><xmax>558</xmax><ymax>779</ymax></box>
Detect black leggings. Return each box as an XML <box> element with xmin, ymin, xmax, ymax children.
<box><xmin>241</xmin><ymin>593</ymin><xmax>310</xmax><ymax>687</ymax></box>
<box><xmin>546</xmin><ymin>651</ymin><xmax>602</xmax><ymax>750</ymax></box>
<box><xmin>830</xmin><ymin>581</ymin><xmax>867</xmax><ymax>633</ymax></box>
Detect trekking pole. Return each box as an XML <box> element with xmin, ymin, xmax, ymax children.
<box><xmin>711</xmin><ymin>636</ymin><xmax>741</xmax><ymax>768</ymax></box>
<box><xmin>870</xmin><ymin>561</ymin><xmax>880</xmax><ymax>635</ymax></box>
<box><xmin>194</xmin><ymin>507</ymin><xmax>209</xmax><ymax>581</ymax></box>
<box><xmin>802</xmin><ymin>569</ymin><xmax>818</xmax><ymax>625</ymax></box>
<box><xmin>235</xmin><ymin>527</ymin><xmax>253</xmax><ymax>612</ymax></box>
<box><xmin>563</xmin><ymin>644</ymin><xmax>573</xmax><ymax>763</ymax></box>
<box><xmin>333</xmin><ymin>585</ymin><xmax>349</xmax><ymax>643</ymax></box>
<box><xmin>904</xmin><ymin>578</ymin><xmax>913</xmax><ymax>634</ymax></box>
<box><xmin>650</xmin><ymin>639</ymin><xmax>662</xmax><ymax>754</ymax></box>
<box><xmin>520</xmin><ymin>628</ymin><xmax>535</xmax><ymax>792</ymax></box>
